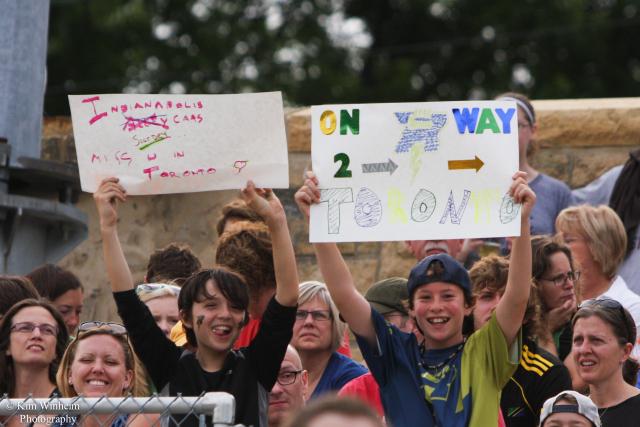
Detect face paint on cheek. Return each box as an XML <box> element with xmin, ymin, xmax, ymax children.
<box><xmin>196</xmin><ymin>315</ymin><xmax>204</xmax><ymax>329</ymax></box>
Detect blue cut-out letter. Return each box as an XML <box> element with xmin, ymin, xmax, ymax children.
<box><xmin>452</xmin><ymin>108</ymin><xmax>480</xmax><ymax>134</ymax></box>
<box><xmin>495</xmin><ymin>108</ymin><xmax>516</xmax><ymax>134</ymax></box>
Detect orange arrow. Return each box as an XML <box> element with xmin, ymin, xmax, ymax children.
<box><xmin>448</xmin><ymin>155</ymin><xmax>484</xmax><ymax>172</ymax></box>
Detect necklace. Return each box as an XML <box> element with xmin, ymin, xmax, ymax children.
<box><xmin>419</xmin><ymin>338</ymin><xmax>466</xmax><ymax>372</ymax></box>
<box><xmin>599</xmin><ymin>407</ymin><xmax>609</xmax><ymax>419</ymax></box>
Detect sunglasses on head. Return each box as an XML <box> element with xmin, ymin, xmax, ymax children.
<box><xmin>78</xmin><ymin>321</ymin><xmax>127</xmax><ymax>336</ymax></box>
<box><xmin>135</xmin><ymin>283</ymin><xmax>181</xmax><ymax>296</ymax></box>
<box><xmin>578</xmin><ymin>297</ymin><xmax>623</xmax><ymax>311</ymax></box>
<box><xmin>577</xmin><ymin>297</ymin><xmax>634</xmax><ymax>343</ymax></box>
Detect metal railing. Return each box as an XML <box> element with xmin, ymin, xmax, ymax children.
<box><xmin>0</xmin><ymin>393</ymin><xmax>242</xmax><ymax>427</ymax></box>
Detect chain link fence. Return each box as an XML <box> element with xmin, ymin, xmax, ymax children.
<box><xmin>0</xmin><ymin>393</ymin><xmax>243</xmax><ymax>427</ymax></box>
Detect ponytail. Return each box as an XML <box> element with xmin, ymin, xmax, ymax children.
<box><xmin>623</xmin><ymin>357</ymin><xmax>640</xmax><ymax>386</ymax></box>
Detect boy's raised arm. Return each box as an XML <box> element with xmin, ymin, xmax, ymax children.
<box><xmin>93</xmin><ymin>177</ymin><xmax>135</xmax><ymax>293</ymax></box>
<box><xmin>95</xmin><ymin>178</ymin><xmax>181</xmax><ymax>390</ymax></box>
<box><xmin>295</xmin><ymin>172</ymin><xmax>376</xmax><ymax>344</ymax></box>
<box><xmin>495</xmin><ymin>171</ymin><xmax>536</xmax><ymax>346</ymax></box>
<box><xmin>241</xmin><ymin>181</ymin><xmax>298</xmax><ymax>307</ymax></box>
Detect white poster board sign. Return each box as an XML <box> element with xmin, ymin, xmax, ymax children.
<box><xmin>69</xmin><ymin>92</ymin><xmax>289</xmax><ymax>194</ymax></box>
<box><xmin>310</xmin><ymin>101</ymin><xmax>521</xmax><ymax>242</ymax></box>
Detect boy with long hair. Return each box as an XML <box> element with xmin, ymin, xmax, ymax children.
<box><xmin>95</xmin><ymin>178</ymin><xmax>299</xmax><ymax>427</ymax></box>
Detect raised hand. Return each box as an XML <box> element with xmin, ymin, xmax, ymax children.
<box><xmin>242</xmin><ymin>180</ymin><xmax>299</xmax><ymax>307</ymax></box>
<box><xmin>497</xmin><ymin>171</ymin><xmax>536</xmax><ymax>347</ymax></box>
<box><xmin>241</xmin><ymin>180</ymin><xmax>285</xmax><ymax>228</ymax></box>
<box><xmin>94</xmin><ymin>177</ymin><xmax>134</xmax><ymax>292</ymax></box>
<box><xmin>93</xmin><ymin>177</ymin><xmax>127</xmax><ymax>232</ymax></box>
<box><xmin>509</xmin><ymin>171</ymin><xmax>536</xmax><ymax>219</ymax></box>
<box><xmin>546</xmin><ymin>295</ymin><xmax>577</xmax><ymax>332</ymax></box>
<box><xmin>294</xmin><ymin>171</ymin><xmax>321</xmax><ymax>221</ymax></box>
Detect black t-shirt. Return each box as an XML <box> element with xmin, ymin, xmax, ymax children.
<box><xmin>599</xmin><ymin>393</ymin><xmax>640</xmax><ymax>427</ymax></box>
<box><xmin>501</xmin><ymin>338</ymin><xmax>572</xmax><ymax>427</ymax></box>
<box><xmin>114</xmin><ymin>289</ymin><xmax>296</xmax><ymax>427</ymax></box>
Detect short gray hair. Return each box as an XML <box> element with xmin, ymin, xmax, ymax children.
<box><xmin>298</xmin><ymin>281</ymin><xmax>346</xmax><ymax>353</ymax></box>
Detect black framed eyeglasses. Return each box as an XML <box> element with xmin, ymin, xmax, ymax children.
<box><xmin>276</xmin><ymin>370</ymin><xmax>304</xmax><ymax>385</ymax></box>
<box><xmin>295</xmin><ymin>310</ymin><xmax>332</xmax><ymax>322</ymax></box>
<box><xmin>78</xmin><ymin>321</ymin><xmax>127</xmax><ymax>336</ymax></box>
<box><xmin>10</xmin><ymin>322</ymin><xmax>58</xmax><ymax>336</ymax></box>
<box><xmin>540</xmin><ymin>271</ymin><xmax>580</xmax><ymax>287</ymax></box>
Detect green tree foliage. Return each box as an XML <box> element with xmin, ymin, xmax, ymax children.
<box><xmin>343</xmin><ymin>0</ymin><xmax>640</xmax><ymax>101</ymax></box>
<box><xmin>45</xmin><ymin>0</ymin><xmax>640</xmax><ymax>115</ymax></box>
<box><xmin>46</xmin><ymin>0</ymin><xmax>362</xmax><ymax>114</ymax></box>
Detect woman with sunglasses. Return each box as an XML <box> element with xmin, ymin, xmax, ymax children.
<box><xmin>291</xmin><ymin>281</ymin><xmax>367</xmax><ymax>400</ymax></box>
<box><xmin>54</xmin><ymin>321</ymin><xmax>155</xmax><ymax>427</ymax></box>
<box><xmin>572</xmin><ymin>298</ymin><xmax>640</xmax><ymax>425</ymax></box>
<box><xmin>556</xmin><ymin>205</ymin><xmax>640</xmax><ymax>357</ymax></box>
<box><xmin>0</xmin><ymin>299</ymin><xmax>68</xmax><ymax>402</ymax></box>
<box><xmin>135</xmin><ymin>283</ymin><xmax>180</xmax><ymax>337</ymax></box>
<box><xmin>531</xmin><ymin>236</ymin><xmax>579</xmax><ymax>361</ymax></box>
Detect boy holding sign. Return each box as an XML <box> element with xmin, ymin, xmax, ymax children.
<box><xmin>295</xmin><ymin>170</ymin><xmax>535</xmax><ymax>427</ymax></box>
<box><xmin>94</xmin><ymin>177</ymin><xmax>299</xmax><ymax>427</ymax></box>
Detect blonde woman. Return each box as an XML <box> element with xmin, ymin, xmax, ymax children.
<box><xmin>556</xmin><ymin>204</ymin><xmax>640</xmax><ymax>356</ymax></box>
<box><xmin>135</xmin><ymin>283</ymin><xmax>180</xmax><ymax>337</ymax></box>
<box><xmin>55</xmin><ymin>321</ymin><xmax>156</xmax><ymax>427</ymax></box>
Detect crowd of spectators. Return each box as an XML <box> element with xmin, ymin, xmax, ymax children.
<box><xmin>0</xmin><ymin>93</ymin><xmax>639</xmax><ymax>427</ymax></box>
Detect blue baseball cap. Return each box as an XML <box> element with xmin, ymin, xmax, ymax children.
<box><xmin>407</xmin><ymin>253</ymin><xmax>471</xmax><ymax>298</ymax></box>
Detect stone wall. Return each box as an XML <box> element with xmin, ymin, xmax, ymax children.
<box><xmin>42</xmin><ymin>98</ymin><xmax>640</xmax><ymax>323</ymax></box>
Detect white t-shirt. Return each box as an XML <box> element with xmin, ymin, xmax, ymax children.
<box><xmin>600</xmin><ymin>275</ymin><xmax>640</xmax><ymax>357</ymax></box>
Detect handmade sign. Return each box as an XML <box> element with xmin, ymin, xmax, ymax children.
<box><xmin>69</xmin><ymin>92</ymin><xmax>289</xmax><ymax>194</ymax></box>
<box><xmin>310</xmin><ymin>101</ymin><xmax>521</xmax><ymax>242</ymax></box>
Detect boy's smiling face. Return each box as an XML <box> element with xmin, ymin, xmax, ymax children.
<box><xmin>411</xmin><ymin>282</ymin><xmax>471</xmax><ymax>349</ymax></box>
<box><xmin>183</xmin><ymin>279</ymin><xmax>245</xmax><ymax>355</ymax></box>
